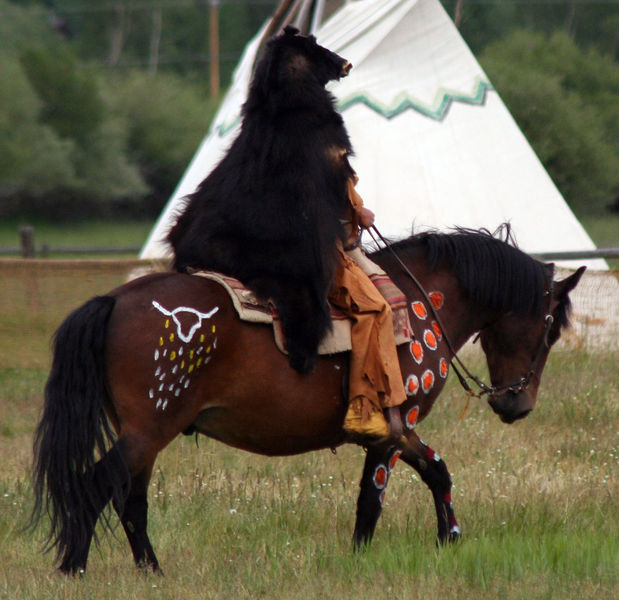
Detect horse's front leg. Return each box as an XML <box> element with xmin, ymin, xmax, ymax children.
<box><xmin>352</xmin><ymin>444</ymin><xmax>403</xmax><ymax>549</ymax></box>
<box><xmin>400</xmin><ymin>432</ymin><xmax>461</xmax><ymax>545</ymax></box>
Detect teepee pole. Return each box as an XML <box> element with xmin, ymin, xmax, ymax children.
<box><xmin>310</xmin><ymin>0</ymin><xmax>326</xmax><ymax>33</ymax></box>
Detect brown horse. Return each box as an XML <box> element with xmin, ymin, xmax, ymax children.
<box><xmin>30</xmin><ymin>228</ymin><xmax>584</xmax><ymax>574</ymax></box>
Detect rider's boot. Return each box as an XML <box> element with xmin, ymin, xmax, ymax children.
<box><xmin>343</xmin><ymin>398</ymin><xmax>405</xmax><ymax>446</ymax></box>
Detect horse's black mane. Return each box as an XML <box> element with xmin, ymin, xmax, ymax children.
<box><xmin>370</xmin><ymin>226</ymin><xmax>552</xmax><ymax>317</ymax></box>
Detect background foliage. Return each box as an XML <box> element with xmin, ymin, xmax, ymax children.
<box><xmin>0</xmin><ymin>0</ymin><xmax>618</xmax><ymax>219</ymax></box>
<box><xmin>479</xmin><ymin>29</ymin><xmax>619</xmax><ymax>215</ymax></box>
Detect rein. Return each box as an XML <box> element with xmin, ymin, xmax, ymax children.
<box><xmin>368</xmin><ymin>226</ymin><xmax>555</xmax><ymax>401</ymax></box>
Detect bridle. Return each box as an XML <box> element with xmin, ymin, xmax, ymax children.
<box><xmin>369</xmin><ymin>226</ymin><xmax>556</xmax><ymax>400</ymax></box>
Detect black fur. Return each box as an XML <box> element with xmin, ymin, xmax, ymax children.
<box><xmin>168</xmin><ymin>27</ymin><xmax>354</xmax><ymax>373</ymax></box>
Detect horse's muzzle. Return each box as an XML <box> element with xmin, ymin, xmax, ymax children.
<box><xmin>488</xmin><ymin>392</ymin><xmax>533</xmax><ymax>424</ymax></box>
<box><xmin>341</xmin><ymin>61</ymin><xmax>353</xmax><ymax>77</ymax></box>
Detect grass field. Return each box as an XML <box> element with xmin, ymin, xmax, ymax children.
<box><xmin>0</xmin><ymin>261</ymin><xmax>616</xmax><ymax>599</ymax></box>
<box><xmin>0</xmin><ymin>218</ymin><xmax>153</xmax><ymax>259</ymax></box>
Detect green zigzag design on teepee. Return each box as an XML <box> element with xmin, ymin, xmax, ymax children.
<box><xmin>338</xmin><ymin>79</ymin><xmax>494</xmax><ymax>122</ymax></box>
<box><xmin>213</xmin><ymin>116</ymin><xmax>241</xmax><ymax>138</ymax></box>
<box><xmin>212</xmin><ymin>79</ymin><xmax>494</xmax><ymax>137</ymax></box>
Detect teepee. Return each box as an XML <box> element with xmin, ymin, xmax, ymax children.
<box><xmin>140</xmin><ymin>0</ymin><xmax>606</xmax><ymax>270</ymax></box>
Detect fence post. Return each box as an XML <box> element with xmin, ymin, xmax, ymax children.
<box><xmin>19</xmin><ymin>225</ymin><xmax>35</xmax><ymax>258</ymax></box>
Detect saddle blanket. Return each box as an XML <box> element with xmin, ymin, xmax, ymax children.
<box><xmin>193</xmin><ymin>270</ymin><xmax>412</xmax><ymax>355</ymax></box>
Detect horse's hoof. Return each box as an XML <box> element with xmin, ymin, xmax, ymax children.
<box><xmin>137</xmin><ymin>560</ymin><xmax>163</xmax><ymax>576</ymax></box>
<box><xmin>436</xmin><ymin>528</ymin><xmax>462</xmax><ymax>547</ymax></box>
<box><xmin>448</xmin><ymin>528</ymin><xmax>462</xmax><ymax>543</ymax></box>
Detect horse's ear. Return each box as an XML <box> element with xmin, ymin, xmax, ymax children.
<box><xmin>554</xmin><ymin>266</ymin><xmax>586</xmax><ymax>299</ymax></box>
<box><xmin>283</xmin><ymin>25</ymin><xmax>300</xmax><ymax>37</ymax></box>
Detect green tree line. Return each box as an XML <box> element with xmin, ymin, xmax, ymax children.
<box><xmin>0</xmin><ymin>0</ymin><xmax>617</xmax><ymax>219</ymax></box>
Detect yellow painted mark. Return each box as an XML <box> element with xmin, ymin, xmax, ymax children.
<box><xmin>199</xmin><ymin>333</ymin><xmax>205</xmax><ymax>343</ymax></box>
<box><xmin>189</xmin><ymin>350</ymin><xmax>194</xmax><ymax>359</ymax></box>
<box><xmin>206</xmin><ymin>346</ymin><xmax>212</xmax><ymax>354</ymax></box>
<box><xmin>188</xmin><ymin>364</ymin><xmax>194</xmax><ymax>374</ymax></box>
<box><xmin>169</xmin><ymin>333</ymin><xmax>175</xmax><ymax>342</ymax></box>
<box><xmin>181</xmin><ymin>360</ymin><xmax>185</xmax><ymax>370</ymax></box>
<box><xmin>159</xmin><ymin>336</ymin><xmax>164</xmax><ymax>346</ymax></box>
<box><xmin>165</xmin><ymin>319</ymin><xmax>170</xmax><ymax>329</ymax></box>
<box><xmin>212</xmin><ymin>325</ymin><xmax>216</xmax><ymax>333</ymax></box>
<box><xmin>170</xmin><ymin>351</ymin><xmax>176</xmax><ymax>361</ymax></box>
<box><xmin>197</xmin><ymin>357</ymin><xmax>203</xmax><ymax>367</ymax></box>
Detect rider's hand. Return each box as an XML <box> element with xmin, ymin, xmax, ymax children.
<box><xmin>359</xmin><ymin>207</ymin><xmax>375</xmax><ymax>228</ymax></box>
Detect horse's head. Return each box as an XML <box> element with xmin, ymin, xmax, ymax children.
<box><xmin>479</xmin><ymin>265</ymin><xmax>585</xmax><ymax>423</ymax></box>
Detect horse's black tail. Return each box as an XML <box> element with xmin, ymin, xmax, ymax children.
<box><xmin>30</xmin><ymin>295</ymin><xmax>129</xmax><ymax>567</ymax></box>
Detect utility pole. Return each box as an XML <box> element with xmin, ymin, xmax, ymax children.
<box><xmin>209</xmin><ymin>0</ymin><xmax>220</xmax><ymax>97</ymax></box>
<box><xmin>149</xmin><ymin>7</ymin><xmax>162</xmax><ymax>76</ymax></box>
<box><xmin>454</xmin><ymin>0</ymin><xmax>464</xmax><ymax>28</ymax></box>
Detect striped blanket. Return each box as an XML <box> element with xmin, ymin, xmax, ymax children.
<box><xmin>193</xmin><ymin>267</ymin><xmax>411</xmax><ymax>355</ymax></box>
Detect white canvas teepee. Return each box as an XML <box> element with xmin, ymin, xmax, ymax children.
<box><xmin>140</xmin><ymin>0</ymin><xmax>606</xmax><ymax>270</ymax></box>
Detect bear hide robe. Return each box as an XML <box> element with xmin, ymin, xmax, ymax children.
<box><xmin>168</xmin><ymin>27</ymin><xmax>355</xmax><ymax>373</ymax></box>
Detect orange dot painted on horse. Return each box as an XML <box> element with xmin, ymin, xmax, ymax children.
<box><xmin>429</xmin><ymin>291</ymin><xmax>444</xmax><ymax>310</ymax></box>
<box><xmin>423</xmin><ymin>329</ymin><xmax>437</xmax><ymax>350</ymax></box>
<box><xmin>411</xmin><ymin>301</ymin><xmax>427</xmax><ymax>320</ymax></box>
<box><xmin>410</xmin><ymin>341</ymin><xmax>423</xmax><ymax>364</ymax></box>
<box><xmin>431</xmin><ymin>320</ymin><xmax>442</xmax><ymax>340</ymax></box>
<box><xmin>389</xmin><ymin>450</ymin><xmax>402</xmax><ymax>470</ymax></box>
<box><xmin>373</xmin><ymin>465</ymin><xmax>388</xmax><ymax>489</ymax></box>
<box><xmin>421</xmin><ymin>369</ymin><xmax>435</xmax><ymax>393</ymax></box>
<box><xmin>406</xmin><ymin>374</ymin><xmax>419</xmax><ymax>396</ymax></box>
<box><xmin>439</xmin><ymin>357</ymin><xmax>449</xmax><ymax>378</ymax></box>
<box><xmin>406</xmin><ymin>405</ymin><xmax>419</xmax><ymax>429</ymax></box>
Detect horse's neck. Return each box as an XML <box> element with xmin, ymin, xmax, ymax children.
<box><xmin>377</xmin><ymin>250</ymin><xmax>486</xmax><ymax>355</ymax></box>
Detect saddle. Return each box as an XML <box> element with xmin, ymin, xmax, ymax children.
<box><xmin>193</xmin><ymin>268</ymin><xmax>412</xmax><ymax>355</ymax></box>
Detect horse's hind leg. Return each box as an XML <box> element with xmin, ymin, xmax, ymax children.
<box><xmin>114</xmin><ymin>464</ymin><xmax>160</xmax><ymax>572</ymax></box>
<box><xmin>58</xmin><ymin>442</ymin><xmax>130</xmax><ymax>574</ymax></box>
<box><xmin>399</xmin><ymin>433</ymin><xmax>461</xmax><ymax>545</ymax></box>
<box><xmin>353</xmin><ymin>444</ymin><xmax>403</xmax><ymax>549</ymax></box>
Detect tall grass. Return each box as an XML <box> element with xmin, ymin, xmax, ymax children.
<box><xmin>0</xmin><ymin>348</ymin><xmax>616</xmax><ymax>599</ymax></box>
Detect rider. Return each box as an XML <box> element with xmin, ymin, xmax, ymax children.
<box><xmin>330</xmin><ymin>165</ymin><xmax>406</xmax><ymax>444</ymax></box>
